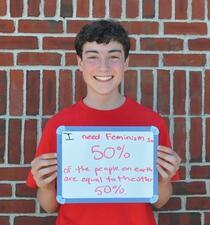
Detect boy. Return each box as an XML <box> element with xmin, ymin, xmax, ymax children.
<box><xmin>27</xmin><ymin>20</ymin><xmax>181</xmax><ymax>225</ymax></box>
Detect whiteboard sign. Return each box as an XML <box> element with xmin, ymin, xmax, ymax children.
<box><xmin>56</xmin><ymin>126</ymin><xmax>159</xmax><ymax>204</ymax></box>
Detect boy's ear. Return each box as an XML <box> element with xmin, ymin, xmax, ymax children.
<box><xmin>76</xmin><ymin>55</ymin><xmax>83</xmax><ymax>71</ymax></box>
<box><xmin>124</xmin><ymin>56</ymin><xmax>129</xmax><ymax>71</ymax></box>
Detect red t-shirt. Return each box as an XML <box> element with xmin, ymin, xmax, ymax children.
<box><xmin>27</xmin><ymin>97</ymin><xmax>179</xmax><ymax>225</ymax></box>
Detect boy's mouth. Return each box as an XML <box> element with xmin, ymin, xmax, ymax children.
<box><xmin>94</xmin><ymin>75</ymin><xmax>114</xmax><ymax>81</ymax></box>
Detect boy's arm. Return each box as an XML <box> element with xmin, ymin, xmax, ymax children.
<box><xmin>37</xmin><ymin>183</ymin><xmax>59</xmax><ymax>213</ymax></box>
<box><xmin>31</xmin><ymin>153</ymin><xmax>59</xmax><ymax>213</ymax></box>
<box><xmin>153</xmin><ymin>145</ymin><xmax>181</xmax><ymax>208</ymax></box>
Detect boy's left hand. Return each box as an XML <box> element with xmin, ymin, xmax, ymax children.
<box><xmin>157</xmin><ymin>145</ymin><xmax>181</xmax><ymax>183</ymax></box>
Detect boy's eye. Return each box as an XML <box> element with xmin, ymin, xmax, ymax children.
<box><xmin>110</xmin><ymin>55</ymin><xmax>120</xmax><ymax>59</ymax></box>
<box><xmin>87</xmin><ymin>56</ymin><xmax>97</xmax><ymax>59</ymax></box>
<box><xmin>87</xmin><ymin>55</ymin><xmax>98</xmax><ymax>60</ymax></box>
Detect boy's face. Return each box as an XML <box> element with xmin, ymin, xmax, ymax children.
<box><xmin>77</xmin><ymin>40</ymin><xmax>129</xmax><ymax>99</ymax></box>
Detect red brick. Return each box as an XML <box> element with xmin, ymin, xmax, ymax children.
<box><xmin>42</xmin><ymin>70</ymin><xmax>56</xmax><ymax>115</ymax></box>
<box><xmin>0</xmin><ymin>167</ymin><xmax>30</xmax><ymax>180</ymax></box>
<box><xmin>159</xmin><ymin>213</ymin><xmax>201</xmax><ymax>225</ymax></box>
<box><xmin>164</xmin><ymin>22</ymin><xmax>207</xmax><ymax>35</ymax></box>
<box><xmin>44</xmin><ymin>0</ymin><xmax>56</xmax><ymax>17</ymax></box>
<box><xmin>0</xmin><ymin>216</ymin><xmax>9</xmax><ymax>225</ymax></box>
<box><xmin>173</xmin><ymin>182</ymin><xmax>206</xmax><ymax>195</ymax></box>
<box><xmin>93</xmin><ymin>0</ymin><xmax>105</xmax><ymax>17</ymax></box>
<box><xmin>24</xmin><ymin>119</ymin><xmax>37</xmax><ymax>163</ymax></box>
<box><xmin>140</xmin><ymin>70</ymin><xmax>153</xmax><ymax>109</ymax></box>
<box><xmin>0</xmin><ymin>119</ymin><xmax>5</xmax><ymax>163</ymax></box>
<box><xmin>159</xmin><ymin>0</ymin><xmax>172</xmax><ymax>19</ymax></box>
<box><xmin>0</xmin><ymin>71</ymin><xmax>7</xmax><ymax>115</ymax></box>
<box><xmin>8</xmin><ymin>119</ymin><xmax>21</xmax><ymax>164</ymax></box>
<box><xmin>0</xmin><ymin>53</ymin><xmax>13</xmax><ymax>66</ymax></box>
<box><xmin>65</xmin><ymin>52</ymin><xmax>77</xmax><ymax>66</ymax></box>
<box><xmin>60</xmin><ymin>0</ymin><xmax>73</xmax><ymax>18</ymax></box>
<box><xmin>179</xmin><ymin>166</ymin><xmax>186</xmax><ymax>180</ymax></box>
<box><xmin>130</xmin><ymin>38</ymin><xmax>136</xmax><ymax>51</ymax></box>
<box><xmin>126</xmin><ymin>0</ymin><xmax>138</xmax><ymax>18</ymax></box>
<box><xmin>18</xmin><ymin>20</ymin><xmax>63</xmax><ymax>33</ymax></box>
<box><xmin>173</xmin><ymin>71</ymin><xmax>186</xmax><ymax>114</ymax></box>
<box><xmin>26</xmin><ymin>71</ymin><xmax>40</xmax><ymax>115</ymax></box>
<box><xmin>187</xmin><ymin>197</ymin><xmax>210</xmax><ymax>210</ymax></box>
<box><xmin>157</xmin><ymin>70</ymin><xmax>170</xmax><ymax>114</ymax></box>
<box><xmin>66</xmin><ymin>20</ymin><xmax>92</xmax><ymax>33</ymax></box>
<box><xmin>76</xmin><ymin>0</ymin><xmax>89</xmax><ymax>17</ymax></box>
<box><xmin>28</xmin><ymin>0</ymin><xmax>40</xmax><ymax>16</ymax></box>
<box><xmin>0</xmin><ymin>20</ymin><xmax>15</xmax><ymax>33</ymax></box>
<box><xmin>124</xmin><ymin>70</ymin><xmax>137</xmax><ymax>101</ymax></box>
<box><xmin>129</xmin><ymin>54</ymin><xmax>158</xmax><ymax>67</ymax></box>
<box><xmin>190</xmin><ymin>166</ymin><xmax>210</xmax><ymax>179</ymax></box>
<box><xmin>157</xmin><ymin>198</ymin><xmax>181</xmax><ymax>211</ymax></box>
<box><xmin>14</xmin><ymin>216</ymin><xmax>56</xmax><ymax>225</ymax></box>
<box><xmin>189</xmin><ymin>38</ymin><xmax>210</xmax><ymax>51</ymax></box>
<box><xmin>18</xmin><ymin>52</ymin><xmax>61</xmax><ymax>66</ymax></box>
<box><xmin>206</xmin><ymin>118</ymin><xmax>210</xmax><ymax>162</ymax></box>
<box><xmin>59</xmin><ymin>70</ymin><xmax>73</xmax><ymax>110</ymax></box>
<box><xmin>205</xmin><ymin>212</ymin><xmax>210</xmax><ymax>225</ymax></box>
<box><xmin>175</xmin><ymin>0</ymin><xmax>188</xmax><ymax>19</ymax></box>
<box><xmin>208</xmin><ymin>0</ymin><xmax>210</xmax><ymax>19</ymax></box>
<box><xmin>42</xmin><ymin>118</ymin><xmax>49</xmax><ymax>131</ymax></box>
<box><xmin>122</xmin><ymin>21</ymin><xmax>158</xmax><ymax>34</ymax></box>
<box><xmin>68</xmin><ymin>21</ymin><xmax>158</xmax><ymax>35</ymax></box>
<box><xmin>164</xmin><ymin>54</ymin><xmax>206</xmax><ymax>67</ymax></box>
<box><xmin>0</xmin><ymin>0</ymin><xmax>7</xmax><ymax>16</ymax></box>
<box><xmin>192</xmin><ymin>0</ymin><xmax>205</xmax><ymax>19</ymax></box>
<box><xmin>142</xmin><ymin>0</ymin><xmax>155</xmax><ymax>18</ymax></box>
<box><xmin>10</xmin><ymin>0</ymin><xmax>23</xmax><ymax>17</ymax></box>
<box><xmin>205</xmin><ymin>71</ymin><xmax>210</xmax><ymax>113</ymax></box>
<box><xmin>189</xmin><ymin>118</ymin><xmax>202</xmax><ymax>162</ymax></box>
<box><xmin>75</xmin><ymin>70</ymin><xmax>87</xmax><ymax>102</ymax></box>
<box><xmin>0</xmin><ymin>36</ymin><xmax>38</xmax><ymax>49</ymax></box>
<box><xmin>173</xmin><ymin>118</ymin><xmax>186</xmax><ymax>162</ymax></box>
<box><xmin>141</xmin><ymin>38</ymin><xmax>183</xmax><ymax>51</ymax></box>
<box><xmin>9</xmin><ymin>70</ymin><xmax>23</xmax><ymax>115</ymax></box>
<box><xmin>190</xmin><ymin>71</ymin><xmax>202</xmax><ymax>114</ymax></box>
<box><xmin>15</xmin><ymin>183</ymin><xmax>36</xmax><ymax>197</ymax></box>
<box><xmin>110</xmin><ymin>0</ymin><xmax>121</xmax><ymax>18</ymax></box>
<box><xmin>0</xmin><ymin>184</ymin><xmax>12</xmax><ymax>197</ymax></box>
<box><xmin>43</xmin><ymin>37</ymin><xmax>74</xmax><ymax>50</ymax></box>
<box><xmin>0</xmin><ymin>200</ymin><xmax>35</xmax><ymax>213</ymax></box>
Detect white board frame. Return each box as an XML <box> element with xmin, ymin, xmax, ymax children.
<box><xmin>56</xmin><ymin>126</ymin><xmax>159</xmax><ymax>204</ymax></box>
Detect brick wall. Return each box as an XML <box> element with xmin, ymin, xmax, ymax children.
<box><xmin>0</xmin><ymin>0</ymin><xmax>209</xmax><ymax>225</ymax></box>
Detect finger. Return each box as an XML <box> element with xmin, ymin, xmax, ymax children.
<box><xmin>37</xmin><ymin>172</ymin><xmax>57</xmax><ymax>188</ymax></box>
<box><xmin>158</xmin><ymin>151</ymin><xmax>177</xmax><ymax>166</ymax></box>
<box><xmin>31</xmin><ymin>158</ymin><xmax>57</xmax><ymax>174</ymax></box>
<box><xmin>40</xmin><ymin>153</ymin><xmax>57</xmax><ymax>160</ymax></box>
<box><xmin>158</xmin><ymin>158</ymin><xmax>176</xmax><ymax>176</ymax></box>
<box><xmin>36</xmin><ymin>165</ymin><xmax>58</xmax><ymax>179</ymax></box>
<box><xmin>158</xmin><ymin>145</ymin><xmax>174</xmax><ymax>154</ymax></box>
<box><xmin>42</xmin><ymin>172</ymin><xmax>57</xmax><ymax>186</ymax></box>
<box><xmin>157</xmin><ymin>165</ymin><xmax>170</xmax><ymax>182</ymax></box>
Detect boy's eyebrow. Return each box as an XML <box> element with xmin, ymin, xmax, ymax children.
<box><xmin>84</xmin><ymin>49</ymin><xmax>122</xmax><ymax>54</ymax></box>
<box><xmin>108</xmin><ymin>49</ymin><xmax>122</xmax><ymax>53</ymax></box>
<box><xmin>84</xmin><ymin>50</ymin><xmax>98</xmax><ymax>54</ymax></box>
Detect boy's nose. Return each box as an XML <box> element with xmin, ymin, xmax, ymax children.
<box><xmin>99</xmin><ymin>59</ymin><xmax>109</xmax><ymax>71</ymax></box>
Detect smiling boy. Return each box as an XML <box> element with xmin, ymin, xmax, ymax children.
<box><xmin>27</xmin><ymin>20</ymin><xmax>181</xmax><ymax>225</ymax></box>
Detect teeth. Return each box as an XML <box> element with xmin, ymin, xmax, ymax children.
<box><xmin>94</xmin><ymin>76</ymin><xmax>113</xmax><ymax>81</ymax></box>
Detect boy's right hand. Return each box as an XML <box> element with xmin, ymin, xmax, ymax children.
<box><xmin>31</xmin><ymin>153</ymin><xmax>57</xmax><ymax>190</ymax></box>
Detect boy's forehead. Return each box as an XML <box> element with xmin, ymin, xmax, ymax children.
<box><xmin>82</xmin><ymin>41</ymin><xmax>124</xmax><ymax>52</ymax></box>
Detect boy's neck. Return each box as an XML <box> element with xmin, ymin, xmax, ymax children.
<box><xmin>83</xmin><ymin>93</ymin><xmax>125</xmax><ymax>110</ymax></box>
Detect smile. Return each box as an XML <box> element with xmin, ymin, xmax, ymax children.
<box><xmin>94</xmin><ymin>75</ymin><xmax>114</xmax><ymax>81</ymax></box>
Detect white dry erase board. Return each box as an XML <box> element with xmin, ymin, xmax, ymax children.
<box><xmin>56</xmin><ymin>126</ymin><xmax>159</xmax><ymax>204</ymax></box>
